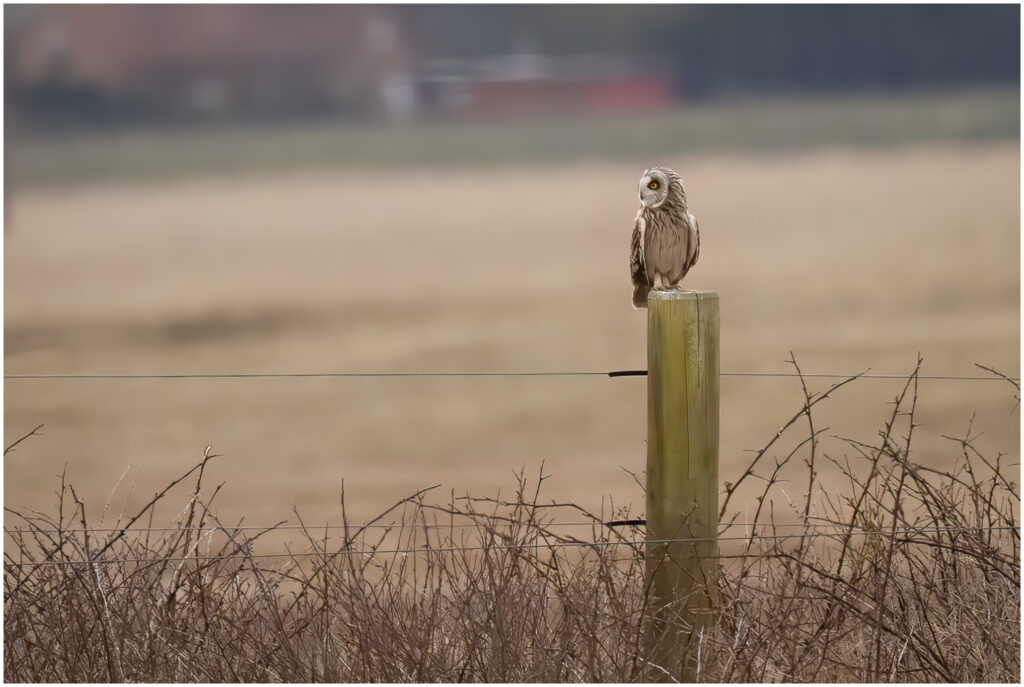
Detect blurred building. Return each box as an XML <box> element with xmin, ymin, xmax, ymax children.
<box><xmin>6</xmin><ymin>5</ymin><xmax>677</xmax><ymax>129</ymax></box>
<box><xmin>417</xmin><ymin>53</ymin><xmax>674</xmax><ymax>118</ymax></box>
<box><xmin>6</xmin><ymin>5</ymin><xmax>413</xmax><ymax>125</ymax></box>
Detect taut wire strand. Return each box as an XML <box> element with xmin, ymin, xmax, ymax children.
<box><xmin>5</xmin><ymin>527</ymin><xmax>1018</xmax><ymax>568</ymax></box>
<box><xmin>4</xmin><ymin>370</ymin><xmax>1018</xmax><ymax>381</ymax></box>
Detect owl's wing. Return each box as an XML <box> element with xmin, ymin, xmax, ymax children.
<box><xmin>683</xmin><ymin>213</ymin><xmax>700</xmax><ymax>274</ymax></box>
<box><xmin>630</xmin><ymin>214</ymin><xmax>650</xmax><ymax>309</ymax></box>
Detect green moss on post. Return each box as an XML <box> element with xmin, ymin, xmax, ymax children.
<box><xmin>645</xmin><ymin>290</ymin><xmax>720</xmax><ymax>682</ymax></box>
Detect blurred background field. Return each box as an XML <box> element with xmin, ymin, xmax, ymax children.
<box><xmin>4</xmin><ymin>5</ymin><xmax>1020</xmax><ymax>533</ymax></box>
<box><xmin>6</xmin><ymin>89</ymin><xmax>1019</xmax><ymax>187</ymax></box>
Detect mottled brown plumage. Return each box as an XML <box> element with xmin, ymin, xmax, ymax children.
<box><xmin>630</xmin><ymin>167</ymin><xmax>700</xmax><ymax>308</ymax></box>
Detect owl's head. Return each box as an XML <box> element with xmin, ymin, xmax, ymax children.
<box><xmin>638</xmin><ymin>167</ymin><xmax>684</xmax><ymax>210</ymax></box>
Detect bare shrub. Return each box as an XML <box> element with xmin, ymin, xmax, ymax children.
<box><xmin>5</xmin><ymin>361</ymin><xmax>1019</xmax><ymax>682</ymax></box>
<box><xmin>708</xmin><ymin>358</ymin><xmax>1020</xmax><ymax>682</ymax></box>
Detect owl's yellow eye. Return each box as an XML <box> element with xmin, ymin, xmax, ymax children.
<box><xmin>648</xmin><ymin>181</ymin><xmax>659</xmax><ymax>190</ymax></box>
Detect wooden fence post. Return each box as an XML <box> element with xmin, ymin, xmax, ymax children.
<box><xmin>645</xmin><ymin>290</ymin><xmax>720</xmax><ymax>682</ymax></box>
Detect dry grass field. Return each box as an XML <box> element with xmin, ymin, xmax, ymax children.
<box><xmin>4</xmin><ymin>139</ymin><xmax>1020</xmax><ymax>538</ymax></box>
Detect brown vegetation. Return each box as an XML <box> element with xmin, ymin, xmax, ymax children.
<box><xmin>5</xmin><ymin>364</ymin><xmax>1018</xmax><ymax>682</ymax></box>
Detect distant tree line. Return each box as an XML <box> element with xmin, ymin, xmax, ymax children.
<box><xmin>405</xmin><ymin>4</ymin><xmax>1020</xmax><ymax>97</ymax></box>
<box><xmin>6</xmin><ymin>4</ymin><xmax>1018</xmax><ymax>131</ymax></box>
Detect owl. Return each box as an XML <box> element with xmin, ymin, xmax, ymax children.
<box><xmin>629</xmin><ymin>166</ymin><xmax>700</xmax><ymax>309</ymax></box>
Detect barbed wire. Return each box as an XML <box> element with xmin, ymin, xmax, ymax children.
<box><xmin>5</xmin><ymin>526</ymin><xmax>1017</xmax><ymax>569</ymax></box>
<box><xmin>0</xmin><ymin>538</ymin><xmax>705</xmax><ymax>569</ymax></box>
<box><xmin>4</xmin><ymin>370</ymin><xmax>1018</xmax><ymax>381</ymax></box>
<box><xmin>4</xmin><ymin>523</ymin><xmax>1018</xmax><ymax>535</ymax></box>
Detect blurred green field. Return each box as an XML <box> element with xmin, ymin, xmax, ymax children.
<box><xmin>7</xmin><ymin>88</ymin><xmax>1019</xmax><ymax>187</ymax></box>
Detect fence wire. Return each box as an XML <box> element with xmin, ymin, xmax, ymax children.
<box><xmin>5</xmin><ymin>526</ymin><xmax>1017</xmax><ymax>569</ymax></box>
<box><xmin>4</xmin><ymin>522</ymin><xmax>1018</xmax><ymax>535</ymax></box>
<box><xmin>4</xmin><ymin>370</ymin><xmax>1018</xmax><ymax>381</ymax></box>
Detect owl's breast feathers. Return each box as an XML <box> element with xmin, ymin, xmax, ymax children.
<box><xmin>630</xmin><ymin>207</ymin><xmax>699</xmax><ymax>310</ymax></box>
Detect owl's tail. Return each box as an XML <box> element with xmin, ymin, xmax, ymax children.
<box><xmin>632</xmin><ymin>284</ymin><xmax>649</xmax><ymax>309</ymax></box>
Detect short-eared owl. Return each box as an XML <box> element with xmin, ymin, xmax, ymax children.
<box><xmin>629</xmin><ymin>166</ymin><xmax>700</xmax><ymax>309</ymax></box>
